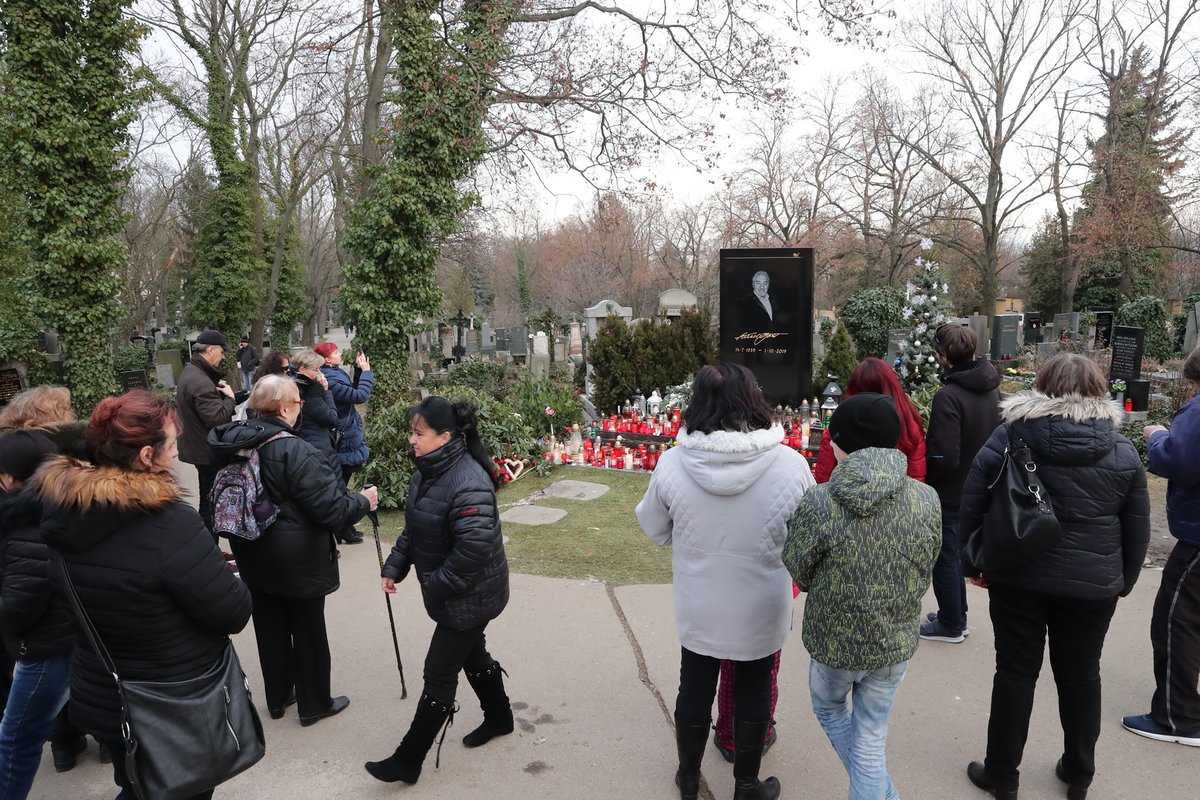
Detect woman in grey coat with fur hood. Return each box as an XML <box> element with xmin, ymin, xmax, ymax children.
<box><xmin>637</xmin><ymin>363</ymin><xmax>814</xmax><ymax>800</ymax></box>
<box><xmin>958</xmin><ymin>354</ymin><xmax>1150</xmax><ymax>800</ymax></box>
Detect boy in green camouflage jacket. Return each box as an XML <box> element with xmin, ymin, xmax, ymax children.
<box><xmin>783</xmin><ymin>393</ymin><xmax>941</xmax><ymax>800</ymax></box>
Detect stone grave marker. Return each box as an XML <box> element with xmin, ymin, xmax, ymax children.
<box><xmin>583</xmin><ymin>299</ymin><xmax>633</xmax><ymax>339</ymax></box>
<box><xmin>155</xmin><ymin>363</ymin><xmax>176</xmax><ymax>390</ymax></box>
<box><xmin>1185</xmin><ymin>303</ymin><xmax>1200</xmax><ymax>354</ymax></box>
<box><xmin>494</xmin><ymin>327</ymin><xmax>508</xmax><ymax>353</ymax></box>
<box><xmin>481</xmin><ymin>322</ymin><xmax>496</xmax><ymax>356</ymax></box>
<box><xmin>968</xmin><ymin>315</ymin><xmax>990</xmax><ymax>358</ymax></box>
<box><xmin>510</xmin><ymin>326</ymin><xmax>529</xmax><ymax>357</ymax></box>
<box><xmin>568</xmin><ymin>321</ymin><xmax>584</xmax><ymax>359</ymax></box>
<box><xmin>1037</xmin><ymin>341</ymin><xmax>1059</xmax><ymax>360</ymax></box>
<box><xmin>1109</xmin><ymin>326</ymin><xmax>1145</xmax><ymax>380</ymax></box>
<box><xmin>155</xmin><ymin>347</ymin><xmax>183</xmax><ymax>381</ymax></box>
<box><xmin>991</xmin><ymin>315</ymin><xmax>1021</xmax><ymax>359</ymax></box>
<box><xmin>0</xmin><ymin>365</ymin><xmax>26</xmax><ymax>406</ymax></box>
<box><xmin>1023</xmin><ymin>312</ymin><xmax>1044</xmax><ymax>344</ymax></box>
<box><xmin>119</xmin><ymin>370</ymin><xmax>151</xmax><ymax>391</ymax></box>
<box><xmin>531</xmin><ymin>331</ymin><xmax>550</xmax><ymax>378</ymax></box>
<box><xmin>1094</xmin><ymin>311</ymin><xmax>1115</xmax><ymax>349</ymax></box>
<box><xmin>1053</xmin><ymin>312</ymin><xmax>1080</xmax><ymax>340</ymax></box>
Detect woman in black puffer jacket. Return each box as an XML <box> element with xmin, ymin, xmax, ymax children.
<box><xmin>33</xmin><ymin>391</ymin><xmax>252</xmax><ymax>800</ymax></box>
<box><xmin>366</xmin><ymin>396</ymin><xmax>510</xmax><ymax>786</ymax></box>
<box><xmin>958</xmin><ymin>354</ymin><xmax>1150</xmax><ymax>800</ymax></box>
<box><xmin>208</xmin><ymin>375</ymin><xmax>377</xmax><ymax>727</ymax></box>
<box><xmin>288</xmin><ymin>350</ymin><xmax>341</xmax><ymax>472</ymax></box>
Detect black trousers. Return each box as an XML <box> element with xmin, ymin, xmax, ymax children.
<box><xmin>675</xmin><ymin>647</ymin><xmax>774</xmax><ymax>727</ymax></box>
<box><xmin>195</xmin><ymin>463</ymin><xmax>220</xmax><ymax>541</ymax></box>
<box><xmin>422</xmin><ymin>622</ymin><xmax>495</xmax><ymax>705</ymax></box>
<box><xmin>248</xmin><ymin>591</ymin><xmax>332</xmax><ymax>717</ymax></box>
<box><xmin>103</xmin><ymin>739</ymin><xmax>214</xmax><ymax>800</ymax></box>
<box><xmin>1150</xmin><ymin>542</ymin><xmax>1200</xmax><ymax>732</ymax></box>
<box><xmin>984</xmin><ymin>583</ymin><xmax>1117</xmax><ymax>790</ymax></box>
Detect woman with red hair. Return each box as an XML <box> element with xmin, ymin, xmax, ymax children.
<box><xmin>813</xmin><ymin>358</ymin><xmax>926</xmax><ymax>484</ymax></box>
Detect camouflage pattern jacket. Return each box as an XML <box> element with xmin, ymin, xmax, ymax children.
<box><xmin>783</xmin><ymin>447</ymin><xmax>941</xmax><ymax>671</ymax></box>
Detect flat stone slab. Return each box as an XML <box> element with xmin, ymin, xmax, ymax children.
<box><xmin>541</xmin><ymin>480</ymin><xmax>611</xmax><ymax>501</ymax></box>
<box><xmin>501</xmin><ymin>505</ymin><xmax>568</xmax><ymax>526</ymax></box>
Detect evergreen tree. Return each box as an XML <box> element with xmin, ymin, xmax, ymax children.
<box><xmin>898</xmin><ymin>253</ymin><xmax>954</xmax><ymax>391</ymax></box>
<box><xmin>820</xmin><ymin>323</ymin><xmax>859</xmax><ymax>386</ymax></box>
<box><xmin>1021</xmin><ymin>214</ymin><xmax>1068</xmax><ymax>316</ymax></box>
<box><xmin>1074</xmin><ymin>46</ymin><xmax>1183</xmax><ymax>305</ymax></box>
<box><xmin>676</xmin><ymin>307</ymin><xmax>716</xmax><ymax>368</ymax></box>
<box><xmin>1116</xmin><ymin>296</ymin><xmax>1174</xmax><ymax>364</ymax></box>
<box><xmin>0</xmin><ymin>0</ymin><xmax>141</xmax><ymax>411</ymax></box>
<box><xmin>590</xmin><ymin>316</ymin><xmax>637</xmax><ymax>416</ymax></box>
<box><xmin>839</xmin><ymin>287</ymin><xmax>905</xmax><ymax>360</ymax></box>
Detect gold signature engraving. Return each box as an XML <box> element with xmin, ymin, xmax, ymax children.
<box><xmin>735</xmin><ymin>331</ymin><xmax>790</xmax><ymax>346</ymax></box>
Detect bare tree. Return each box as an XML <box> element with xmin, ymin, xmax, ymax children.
<box><xmin>898</xmin><ymin>0</ymin><xmax>1088</xmax><ymax>320</ymax></box>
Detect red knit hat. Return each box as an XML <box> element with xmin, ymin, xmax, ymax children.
<box><xmin>313</xmin><ymin>342</ymin><xmax>339</xmax><ymax>360</ymax></box>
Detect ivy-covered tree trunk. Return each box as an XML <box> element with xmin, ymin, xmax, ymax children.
<box><xmin>342</xmin><ymin>1</ymin><xmax>516</xmax><ymax>410</ymax></box>
<box><xmin>0</xmin><ymin>1</ymin><xmax>140</xmax><ymax>412</ymax></box>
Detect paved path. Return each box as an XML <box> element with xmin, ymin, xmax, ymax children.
<box><xmin>30</xmin><ymin>531</ymin><xmax>1188</xmax><ymax>799</ymax></box>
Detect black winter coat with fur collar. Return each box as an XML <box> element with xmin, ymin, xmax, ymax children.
<box><xmin>31</xmin><ymin>457</ymin><xmax>251</xmax><ymax>738</ymax></box>
<box><xmin>958</xmin><ymin>391</ymin><xmax>1151</xmax><ymax>598</ymax></box>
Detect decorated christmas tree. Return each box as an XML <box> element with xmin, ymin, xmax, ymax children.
<box><xmin>897</xmin><ymin>243</ymin><xmax>954</xmax><ymax>391</ymax></box>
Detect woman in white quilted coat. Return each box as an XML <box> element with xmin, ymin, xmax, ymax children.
<box><xmin>637</xmin><ymin>363</ymin><xmax>814</xmax><ymax>800</ymax></box>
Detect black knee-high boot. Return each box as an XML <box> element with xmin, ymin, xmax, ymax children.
<box><xmin>732</xmin><ymin>720</ymin><xmax>780</xmax><ymax>800</ymax></box>
<box><xmin>674</xmin><ymin>716</ymin><xmax>709</xmax><ymax>800</ymax></box>
<box><xmin>365</xmin><ymin>694</ymin><xmax>455</xmax><ymax>784</ymax></box>
<box><xmin>462</xmin><ymin>661</ymin><xmax>515</xmax><ymax>748</ymax></box>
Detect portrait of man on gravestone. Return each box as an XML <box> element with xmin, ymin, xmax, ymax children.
<box><xmin>740</xmin><ymin>271</ymin><xmax>780</xmax><ymax>330</ymax></box>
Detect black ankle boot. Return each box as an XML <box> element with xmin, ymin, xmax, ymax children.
<box><xmin>462</xmin><ymin>661</ymin><xmax>514</xmax><ymax>748</ymax></box>
<box><xmin>732</xmin><ymin>720</ymin><xmax>780</xmax><ymax>800</ymax></box>
<box><xmin>1055</xmin><ymin>758</ymin><xmax>1088</xmax><ymax>800</ymax></box>
<box><xmin>968</xmin><ymin>761</ymin><xmax>1019</xmax><ymax>799</ymax></box>
<box><xmin>365</xmin><ymin>694</ymin><xmax>455</xmax><ymax>784</ymax></box>
<box><xmin>674</xmin><ymin>716</ymin><xmax>709</xmax><ymax>800</ymax></box>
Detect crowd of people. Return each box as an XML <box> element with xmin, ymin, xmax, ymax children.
<box><xmin>0</xmin><ymin>323</ymin><xmax>1198</xmax><ymax>800</ymax></box>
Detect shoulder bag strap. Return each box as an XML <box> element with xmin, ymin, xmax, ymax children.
<box><xmin>52</xmin><ymin>552</ymin><xmax>121</xmax><ymax>683</ymax></box>
<box><xmin>987</xmin><ymin>425</ymin><xmax>1014</xmax><ymax>490</ymax></box>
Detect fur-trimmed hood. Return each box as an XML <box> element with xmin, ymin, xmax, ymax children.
<box><xmin>30</xmin><ymin>455</ymin><xmax>182</xmax><ymax>514</ymax></box>
<box><xmin>669</xmin><ymin>424</ymin><xmax>788</xmax><ymax>496</ymax></box>
<box><xmin>1000</xmin><ymin>391</ymin><xmax>1125</xmax><ymax>467</ymax></box>
<box><xmin>1001</xmin><ymin>391</ymin><xmax>1124</xmax><ymax>426</ymax></box>
<box><xmin>30</xmin><ymin>456</ymin><xmax>186</xmax><ymax>555</ymax></box>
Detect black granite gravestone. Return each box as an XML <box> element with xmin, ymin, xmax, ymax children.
<box><xmin>119</xmin><ymin>370</ymin><xmax>151</xmax><ymax>391</ymax></box>
<box><xmin>991</xmin><ymin>315</ymin><xmax>1020</xmax><ymax>359</ymax></box>
<box><xmin>1109</xmin><ymin>326</ymin><xmax>1145</xmax><ymax>380</ymax></box>
<box><xmin>1093</xmin><ymin>311</ymin><xmax>1114</xmax><ymax>349</ymax></box>
<box><xmin>0</xmin><ymin>368</ymin><xmax>23</xmax><ymax>406</ymax></box>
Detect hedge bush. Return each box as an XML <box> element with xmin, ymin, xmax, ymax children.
<box><xmin>839</xmin><ymin>287</ymin><xmax>906</xmax><ymax>360</ymax></box>
<box><xmin>512</xmin><ymin>377</ymin><xmax>583</xmax><ymax>437</ymax></box>
<box><xmin>1116</xmin><ymin>296</ymin><xmax>1174</xmax><ymax>363</ymax></box>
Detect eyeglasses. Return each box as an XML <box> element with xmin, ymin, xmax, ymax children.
<box><xmin>293</xmin><ymin>399</ymin><xmax>306</xmax><ymax>406</ymax></box>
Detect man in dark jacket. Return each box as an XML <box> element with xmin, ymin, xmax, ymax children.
<box><xmin>1122</xmin><ymin>348</ymin><xmax>1200</xmax><ymax>747</ymax></box>
<box><xmin>176</xmin><ymin>330</ymin><xmax>236</xmax><ymax>538</ymax></box>
<box><xmin>237</xmin><ymin>336</ymin><xmax>260</xmax><ymax>390</ymax></box>
<box><xmin>921</xmin><ymin>324</ymin><xmax>1000</xmax><ymax>643</ymax></box>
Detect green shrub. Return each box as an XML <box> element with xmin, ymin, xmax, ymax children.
<box><xmin>590</xmin><ymin>315</ymin><xmax>637</xmax><ymax>415</ymax></box>
<box><xmin>839</xmin><ymin>287</ymin><xmax>906</xmax><ymax>360</ymax></box>
<box><xmin>112</xmin><ymin>345</ymin><xmax>151</xmax><ymax>385</ymax></box>
<box><xmin>819</xmin><ymin>323</ymin><xmax>858</xmax><ymax>385</ymax></box>
<box><xmin>156</xmin><ymin>339</ymin><xmax>190</xmax><ymax>365</ymax></box>
<box><xmin>1116</xmin><ymin>295</ymin><xmax>1173</xmax><ymax>363</ymax></box>
<box><xmin>512</xmin><ymin>377</ymin><xmax>583</xmax><ymax>437</ymax></box>
<box><xmin>445</xmin><ymin>358</ymin><xmax>510</xmax><ymax>400</ymax></box>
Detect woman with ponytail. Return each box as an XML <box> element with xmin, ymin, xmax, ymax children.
<box><xmin>366</xmin><ymin>396</ymin><xmax>511</xmax><ymax>785</ymax></box>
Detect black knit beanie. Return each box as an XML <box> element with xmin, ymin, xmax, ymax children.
<box><xmin>829</xmin><ymin>393</ymin><xmax>901</xmax><ymax>455</ymax></box>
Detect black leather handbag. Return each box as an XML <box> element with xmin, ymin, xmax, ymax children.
<box><xmin>963</xmin><ymin>425</ymin><xmax>1062</xmax><ymax>573</ymax></box>
<box><xmin>55</xmin><ymin>555</ymin><xmax>265</xmax><ymax>800</ymax></box>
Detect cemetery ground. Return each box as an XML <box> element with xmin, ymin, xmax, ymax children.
<box><xmin>30</xmin><ymin>464</ymin><xmax>1194</xmax><ymax>800</ymax></box>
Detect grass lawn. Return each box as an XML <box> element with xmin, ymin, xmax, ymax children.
<box><xmin>371</xmin><ymin>466</ymin><xmax>672</xmax><ymax>586</ymax></box>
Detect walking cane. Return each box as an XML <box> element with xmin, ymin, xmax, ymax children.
<box><xmin>365</xmin><ymin>490</ymin><xmax>408</xmax><ymax>699</ymax></box>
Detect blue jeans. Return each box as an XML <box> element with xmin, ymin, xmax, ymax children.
<box><xmin>809</xmin><ymin>659</ymin><xmax>908</xmax><ymax>800</ymax></box>
<box><xmin>930</xmin><ymin>506</ymin><xmax>967</xmax><ymax>633</ymax></box>
<box><xmin>0</xmin><ymin>654</ymin><xmax>71</xmax><ymax>800</ymax></box>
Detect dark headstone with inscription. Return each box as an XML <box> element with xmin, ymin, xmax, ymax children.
<box><xmin>1053</xmin><ymin>312</ymin><xmax>1080</xmax><ymax>340</ymax></box>
<box><xmin>0</xmin><ymin>367</ymin><xmax>25</xmax><ymax>406</ymax></box>
<box><xmin>509</xmin><ymin>326</ymin><xmax>528</xmax><ymax>357</ymax></box>
<box><xmin>1024</xmin><ymin>311</ymin><xmax>1043</xmax><ymax>344</ymax></box>
<box><xmin>1109</xmin><ymin>326</ymin><xmax>1145</xmax><ymax>380</ymax></box>
<box><xmin>719</xmin><ymin>248</ymin><xmax>815</xmax><ymax>405</ymax></box>
<box><xmin>119</xmin><ymin>370</ymin><xmax>151</xmax><ymax>392</ymax></box>
<box><xmin>1093</xmin><ymin>311</ymin><xmax>1114</xmax><ymax>349</ymax></box>
<box><xmin>991</xmin><ymin>315</ymin><xmax>1020</xmax><ymax>359</ymax></box>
